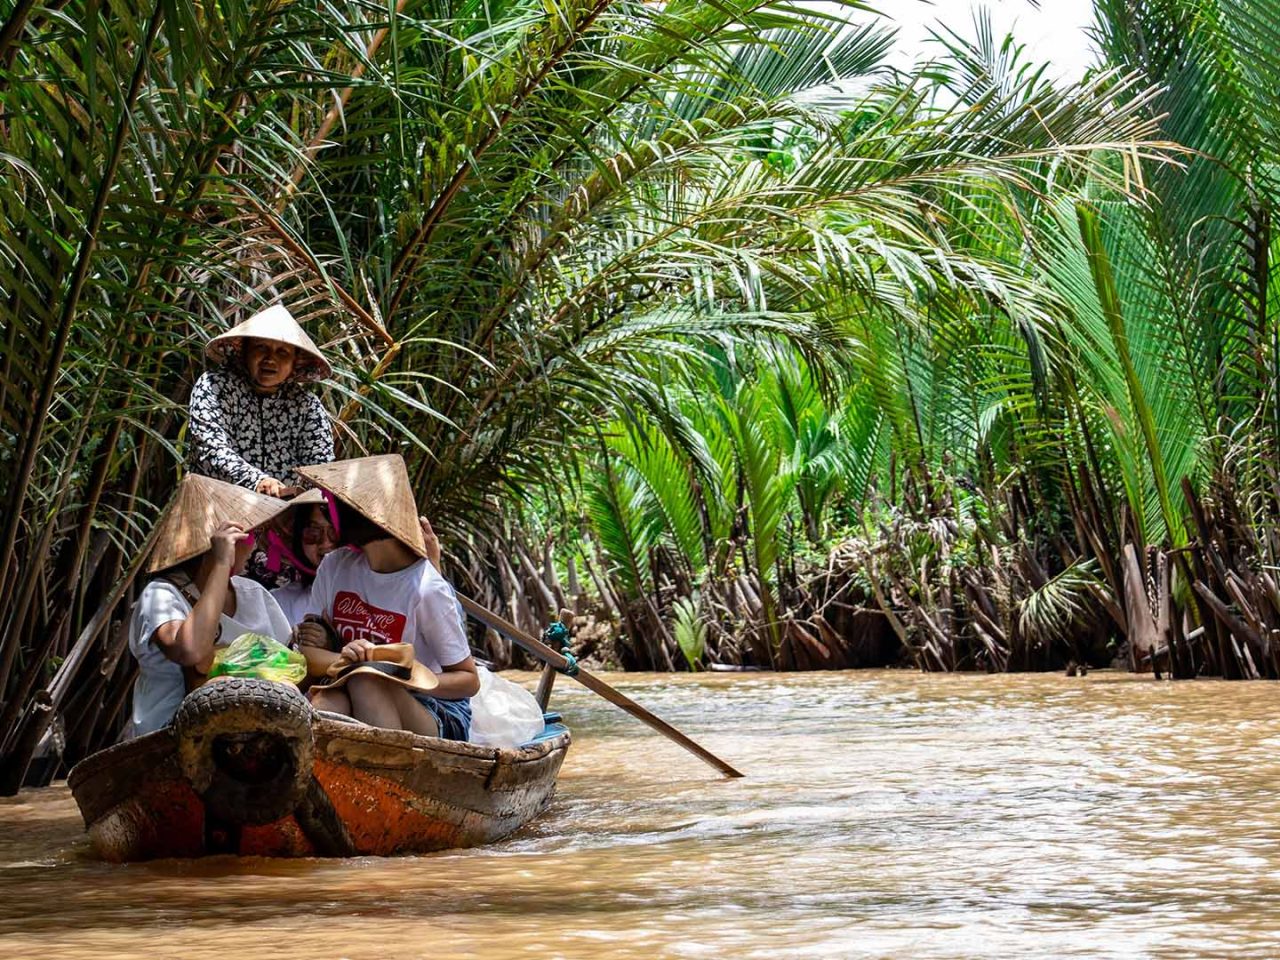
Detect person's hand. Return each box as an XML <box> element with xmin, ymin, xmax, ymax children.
<box><xmin>255</xmin><ymin>476</ymin><xmax>293</xmax><ymax>498</ymax></box>
<box><xmin>340</xmin><ymin>638</ymin><xmax>378</xmax><ymax>663</ymax></box>
<box><xmin>209</xmin><ymin>522</ymin><xmax>248</xmax><ymax>568</ymax></box>
<box><xmin>294</xmin><ymin>621</ymin><xmax>330</xmax><ymax>649</ymax></box>
<box><xmin>420</xmin><ymin>516</ymin><xmax>441</xmax><ymax>570</ymax></box>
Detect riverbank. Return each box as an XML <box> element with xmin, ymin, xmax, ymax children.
<box><xmin>5</xmin><ymin>671</ymin><xmax>1280</xmax><ymax>959</ymax></box>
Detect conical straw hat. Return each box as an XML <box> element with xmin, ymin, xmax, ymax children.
<box><xmin>205</xmin><ymin>303</ymin><xmax>332</xmax><ymax>382</ymax></box>
<box><xmin>295</xmin><ymin>455</ymin><xmax>427</xmax><ymax>558</ymax></box>
<box><xmin>147</xmin><ymin>475</ymin><xmax>292</xmax><ymax>573</ymax></box>
<box><xmin>289</xmin><ymin>487</ymin><xmax>328</xmax><ymax>508</ymax></box>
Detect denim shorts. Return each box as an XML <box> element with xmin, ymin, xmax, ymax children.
<box><xmin>410</xmin><ymin>693</ymin><xmax>472</xmax><ymax>741</ymax></box>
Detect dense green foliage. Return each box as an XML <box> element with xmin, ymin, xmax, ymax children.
<box><xmin>0</xmin><ymin>0</ymin><xmax>1275</xmax><ymax>784</ymax></box>
<box><xmin>561</xmin><ymin>1</ymin><xmax>1280</xmax><ymax>673</ymax></box>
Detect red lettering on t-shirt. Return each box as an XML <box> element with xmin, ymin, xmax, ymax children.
<box><xmin>331</xmin><ymin>591</ymin><xmax>407</xmax><ymax>645</ymax></box>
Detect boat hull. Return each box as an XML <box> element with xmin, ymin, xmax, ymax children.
<box><xmin>68</xmin><ymin>680</ymin><xmax>570</xmax><ymax>861</ymax></box>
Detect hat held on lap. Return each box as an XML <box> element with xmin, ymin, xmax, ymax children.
<box><xmin>147</xmin><ymin>475</ymin><xmax>290</xmax><ymax>573</ymax></box>
<box><xmin>205</xmin><ymin>303</ymin><xmax>332</xmax><ymax>382</ymax></box>
<box><xmin>311</xmin><ymin>643</ymin><xmax>438</xmax><ymax>694</ymax></box>
<box><xmin>296</xmin><ymin>454</ymin><xmax>427</xmax><ymax>558</ymax></box>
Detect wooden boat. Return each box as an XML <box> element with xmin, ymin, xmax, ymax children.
<box><xmin>68</xmin><ymin>677</ymin><xmax>570</xmax><ymax>861</ymax></box>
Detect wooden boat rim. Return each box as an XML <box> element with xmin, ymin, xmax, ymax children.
<box><xmin>312</xmin><ymin>715</ymin><xmax>571</xmax><ymax>761</ymax></box>
<box><xmin>66</xmin><ymin>678</ymin><xmax>572</xmax><ymax>859</ymax></box>
<box><xmin>69</xmin><ymin>718</ymin><xmax>570</xmax><ymax>791</ymax></box>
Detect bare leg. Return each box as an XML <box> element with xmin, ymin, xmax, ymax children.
<box><xmin>389</xmin><ymin>686</ymin><xmax>439</xmax><ymax>737</ymax></box>
<box><xmin>345</xmin><ymin>675</ymin><xmax>405</xmax><ymax>729</ymax></box>
<box><xmin>336</xmin><ymin>677</ymin><xmax>440</xmax><ymax>735</ymax></box>
<box><xmin>310</xmin><ymin>688</ymin><xmax>352</xmax><ymax>716</ymax></box>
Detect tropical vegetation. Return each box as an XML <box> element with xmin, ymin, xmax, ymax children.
<box><xmin>0</xmin><ymin>0</ymin><xmax>1276</xmax><ymax>789</ymax></box>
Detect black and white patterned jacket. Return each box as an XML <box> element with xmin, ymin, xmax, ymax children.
<box><xmin>188</xmin><ymin>368</ymin><xmax>334</xmax><ymax>489</ymax></box>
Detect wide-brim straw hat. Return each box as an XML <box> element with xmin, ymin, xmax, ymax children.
<box><xmin>205</xmin><ymin>304</ymin><xmax>332</xmax><ymax>382</ymax></box>
<box><xmin>310</xmin><ymin>643</ymin><xmax>438</xmax><ymax>694</ymax></box>
<box><xmin>296</xmin><ymin>454</ymin><xmax>427</xmax><ymax>558</ymax></box>
<box><xmin>147</xmin><ymin>475</ymin><xmax>291</xmax><ymax>573</ymax></box>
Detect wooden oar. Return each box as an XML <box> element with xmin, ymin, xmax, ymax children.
<box><xmin>533</xmin><ymin>609</ymin><xmax>573</xmax><ymax>710</ymax></box>
<box><xmin>457</xmin><ymin>595</ymin><xmax>744</xmax><ymax>779</ymax></box>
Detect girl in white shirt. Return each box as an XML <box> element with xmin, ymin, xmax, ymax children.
<box><xmin>270</xmin><ymin>493</ymin><xmax>441</xmax><ymax>628</ymax></box>
<box><xmin>268</xmin><ymin>491</ymin><xmax>337</xmax><ymax>625</ymax></box>
<box><xmin>126</xmin><ymin>476</ymin><xmax>294</xmax><ymax>739</ymax></box>
<box><xmin>295</xmin><ymin>455</ymin><xmax>478</xmax><ymax>740</ymax></box>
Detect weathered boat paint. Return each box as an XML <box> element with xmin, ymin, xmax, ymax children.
<box><xmin>68</xmin><ymin>688</ymin><xmax>570</xmax><ymax>861</ymax></box>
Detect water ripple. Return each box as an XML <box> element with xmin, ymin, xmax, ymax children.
<box><xmin>3</xmin><ymin>671</ymin><xmax>1280</xmax><ymax>959</ymax></box>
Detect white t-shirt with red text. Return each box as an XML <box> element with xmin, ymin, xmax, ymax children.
<box><xmin>304</xmin><ymin>548</ymin><xmax>471</xmax><ymax>673</ymax></box>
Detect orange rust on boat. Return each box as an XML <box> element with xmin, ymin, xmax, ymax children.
<box><xmin>314</xmin><ymin>757</ymin><xmax>465</xmax><ymax>855</ymax></box>
<box><xmin>90</xmin><ymin>777</ymin><xmax>204</xmax><ymax>862</ymax></box>
<box><xmin>240</xmin><ymin>817</ymin><xmax>316</xmax><ymax>857</ymax></box>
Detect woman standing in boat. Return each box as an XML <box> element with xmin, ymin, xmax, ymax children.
<box><xmin>125</xmin><ymin>476</ymin><xmax>294</xmax><ymax>739</ymax></box>
<box><xmin>189</xmin><ymin>303</ymin><xmax>334</xmax><ymax>498</ymax></box>
<box><xmin>294</xmin><ymin>455</ymin><xmax>479</xmax><ymax>740</ymax></box>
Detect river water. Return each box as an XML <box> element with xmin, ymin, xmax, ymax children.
<box><xmin>2</xmin><ymin>671</ymin><xmax>1279</xmax><ymax>959</ymax></box>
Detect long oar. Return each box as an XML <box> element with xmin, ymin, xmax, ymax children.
<box><xmin>457</xmin><ymin>595</ymin><xmax>744</xmax><ymax>779</ymax></box>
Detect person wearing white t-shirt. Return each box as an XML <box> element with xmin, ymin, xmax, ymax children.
<box><xmin>125</xmin><ymin>475</ymin><xmax>294</xmax><ymax>739</ymax></box>
<box><xmin>295</xmin><ymin>455</ymin><xmax>478</xmax><ymax>740</ymax></box>
<box><xmin>270</xmin><ymin>496</ymin><xmax>441</xmax><ymax>628</ymax></box>
<box><xmin>269</xmin><ymin>494</ymin><xmax>338</xmax><ymax>625</ymax></box>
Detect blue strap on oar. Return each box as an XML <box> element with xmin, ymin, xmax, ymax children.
<box><xmin>541</xmin><ymin>621</ymin><xmax>579</xmax><ymax>676</ymax></box>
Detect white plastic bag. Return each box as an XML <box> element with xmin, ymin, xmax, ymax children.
<box><xmin>469</xmin><ymin>666</ymin><xmax>545</xmax><ymax>748</ymax></box>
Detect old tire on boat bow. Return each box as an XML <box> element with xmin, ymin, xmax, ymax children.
<box><xmin>174</xmin><ymin>678</ymin><xmax>314</xmax><ymax>826</ymax></box>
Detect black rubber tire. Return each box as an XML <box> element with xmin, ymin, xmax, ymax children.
<box><xmin>174</xmin><ymin>678</ymin><xmax>314</xmax><ymax>827</ymax></box>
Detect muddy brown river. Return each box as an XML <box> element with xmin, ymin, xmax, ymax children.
<box><xmin>2</xmin><ymin>671</ymin><xmax>1279</xmax><ymax>958</ymax></box>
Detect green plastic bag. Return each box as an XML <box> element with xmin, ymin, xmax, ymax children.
<box><xmin>208</xmin><ymin>632</ymin><xmax>307</xmax><ymax>684</ymax></box>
